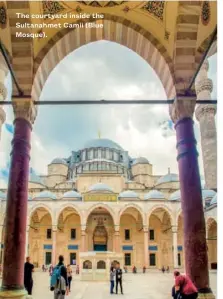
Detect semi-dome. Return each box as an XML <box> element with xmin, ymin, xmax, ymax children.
<box><xmin>63</xmin><ymin>190</ymin><xmax>82</xmax><ymax>199</ymax></box>
<box><xmin>144</xmin><ymin>190</ymin><xmax>165</xmax><ymax>200</ymax></box>
<box><xmin>156</xmin><ymin>173</ymin><xmax>179</xmax><ymax>185</ymax></box>
<box><xmin>210</xmin><ymin>194</ymin><xmax>217</xmax><ymax>206</ymax></box>
<box><xmin>50</xmin><ymin>158</ymin><xmax>67</xmax><ymax>165</ymax></box>
<box><xmin>202</xmin><ymin>189</ymin><xmax>216</xmax><ymax>200</ymax></box>
<box><xmin>169</xmin><ymin>190</ymin><xmax>181</xmax><ymax>201</ymax></box>
<box><xmin>84</xmin><ymin>138</ymin><xmax>123</xmax><ymax>151</ymax></box>
<box><xmin>132</xmin><ymin>157</ymin><xmax>149</xmax><ymax>165</ymax></box>
<box><xmin>34</xmin><ymin>191</ymin><xmax>57</xmax><ymax>200</ymax></box>
<box><xmin>119</xmin><ymin>190</ymin><xmax>138</xmax><ymax>199</ymax></box>
<box><xmin>88</xmin><ymin>183</ymin><xmax>113</xmax><ymax>193</ymax></box>
<box><xmin>0</xmin><ymin>191</ymin><xmax>6</xmax><ymax>199</ymax></box>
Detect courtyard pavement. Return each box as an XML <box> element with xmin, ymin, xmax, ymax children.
<box><xmin>26</xmin><ymin>270</ymin><xmax>217</xmax><ymax>299</ymax></box>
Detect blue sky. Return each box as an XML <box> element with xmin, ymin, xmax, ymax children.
<box><xmin>0</xmin><ymin>41</ymin><xmax>217</xmax><ymax>187</ymax></box>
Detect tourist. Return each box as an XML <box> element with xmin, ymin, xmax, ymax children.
<box><xmin>143</xmin><ymin>266</ymin><xmax>146</xmax><ymax>273</ymax></box>
<box><xmin>42</xmin><ymin>264</ymin><xmax>45</xmax><ymax>272</ymax></box>
<box><xmin>24</xmin><ymin>257</ymin><xmax>34</xmax><ymax>296</ymax></box>
<box><xmin>162</xmin><ymin>266</ymin><xmax>165</xmax><ymax>273</ymax></box>
<box><xmin>115</xmin><ymin>262</ymin><xmax>123</xmax><ymax>295</ymax></box>
<box><xmin>67</xmin><ymin>264</ymin><xmax>73</xmax><ymax>292</ymax></box>
<box><xmin>166</xmin><ymin>266</ymin><xmax>170</xmax><ymax>273</ymax></box>
<box><xmin>50</xmin><ymin>255</ymin><xmax>69</xmax><ymax>298</ymax></box>
<box><xmin>133</xmin><ymin>266</ymin><xmax>137</xmax><ymax>273</ymax></box>
<box><xmin>110</xmin><ymin>266</ymin><xmax>116</xmax><ymax>294</ymax></box>
<box><xmin>76</xmin><ymin>264</ymin><xmax>79</xmax><ymax>274</ymax></box>
<box><xmin>174</xmin><ymin>270</ymin><xmax>198</xmax><ymax>299</ymax></box>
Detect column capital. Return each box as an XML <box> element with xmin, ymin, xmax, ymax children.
<box><xmin>171</xmin><ymin>225</ymin><xmax>178</xmax><ymax>233</ymax></box>
<box><xmin>52</xmin><ymin>225</ymin><xmax>57</xmax><ymax>232</ymax></box>
<box><xmin>0</xmin><ymin>107</ymin><xmax>6</xmax><ymax>124</ymax></box>
<box><xmin>114</xmin><ymin>225</ymin><xmax>120</xmax><ymax>232</ymax></box>
<box><xmin>169</xmin><ymin>99</ymin><xmax>195</xmax><ymax>124</ymax></box>
<box><xmin>195</xmin><ymin>104</ymin><xmax>217</xmax><ymax>121</ymax></box>
<box><xmin>195</xmin><ymin>78</ymin><xmax>213</xmax><ymax>95</ymax></box>
<box><xmin>12</xmin><ymin>98</ymin><xmax>37</xmax><ymax>125</ymax></box>
<box><xmin>0</xmin><ymin>81</ymin><xmax>7</xmax><ymax>101</ymax></box>
<box><xmin>143</xmin><ymin>226</ymin><xmax>149</xmax><ymax>233</ymax></box>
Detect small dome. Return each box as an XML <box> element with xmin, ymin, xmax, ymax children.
<box><xmin>119</xmin><ymin>190</ymin><xmax>138</xmax><ymax>199</ymax></box>
<box><xmin>63</xmin><ymin>190</ymin><xmax>82</xmax><ymax>199</ymax></box>
<box><xmin>84</xmin><ymin>138</ymin><xmax>123</xmax><ymax>151</ymax></box>
<box><xmin>29</xmin><ymin>170</ymin><xmax>44</xmax><ymax>185</ymax></box>
<box><xmin>88</xmin><ymin>183</ymin><xmax>113</xmax><ymax>193</ymax></box>
<box><xmin>202</xmin><ymin>189</ymin><xmax>216</xmax><ymax>200</ymax></box>
<box><xmin>0</xmin><ymin>191</ymin><xmax>6</xmax><ymax>199</ymax></box>
<box><xmin>156</xmin><ymin>173</ymin><xmax>179</xmax><ymax>185</ymax></box>
<box><xmin>132</xmin><ymin>157</ymin><xmax>149</xmax><ymax>165</ymax></box>
<box><xmin>34</xmin><ymin>191</ymin><xmax>57</xmax><ymax>200</ymax></box>
<box><xmin>144</xmin><ymin>190</ymin><xmax>165</xmax><ymax>200</ymax></box>
<box><xmin>169</xmin><ymin>190</ymin><xmax>181</xmax><ymax>201</ymax></box>
<box><xmin>210</xmin><ymin>194</ymin><xmax>217</xmax><ymax>206</ymax></box>
<box><xmin>50</xmin><ymin>158</ymin><xmax>67</xmax><ymax>165</ymax></box>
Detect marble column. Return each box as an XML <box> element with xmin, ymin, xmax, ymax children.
<box><xmin>81</xmin><ymin>230</ymin><xmax>86</xmax><ymax>252</ymax></box>
<box><xmin>24</xmin><ymin>229</ymin><xmax>29</xmax><ymax>259</ymax></box>
<box><xmin>52</xmin><ymin>226</ymin><xmax>57</xmax><ymax>266</ymax></box>
<box><xmin>172</xmin><ymin>226</ymin><xmax>178</xmax><ymax>269</ymax></box>
<box><xmin>0</xmin><ymin>99</ymin><xmax>36</xmax><ymax>299</ymax></box>
<box><xmin>144</xmin><ymin>228</ymin><xmax>149</xmax><ymax>268</ymax></box>
<box><xmin>195</xmin><ymin>61</ymin><xmax>217</xmax><ymax>191</ymax></box>
<box><xmin>114</xmin><ymin>228</ymin><xmax>120</xmax><ymax>253</ymax></box>
<box><xmin>0</xmin><ymin>68</ymin><xmax>7</xmax><ymax>144</ymax></box>
<box><xmin>170</xmin><ymin>100</ymin><xmax>214</xmax><ymax>298</ymax></box>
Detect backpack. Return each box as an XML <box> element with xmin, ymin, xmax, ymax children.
<box><xmin>50</xmin><ymin>265</ymin><xmax>62</xmax><ymax>291</ymax></box>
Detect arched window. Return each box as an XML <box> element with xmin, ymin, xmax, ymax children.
<box><xmin>83</xmin><ymin>260</ymin><xmax>92</xmax><ymax>269</ymax></box>
<box><xmin>97</xmin><ymin>260</ymin><xmax>106</xmax><ymax>269</ymax></box>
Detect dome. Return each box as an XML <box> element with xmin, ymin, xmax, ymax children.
<box><xmin>202</xmin><ymin>189</ymin><xmax>216</xmax><ymax>200</ymax></box>
<box><xmin>144</xmin><ymin>190</ymin><xmax>165</xmax><ymax>200</ymax></box>
<box><xmin>29</xmin><ymin>171</ymin><xmax>44</xmax><ymax>185</ymax></box>
<box><xmin>0</xmin><ymin>191</ymin><xmax>6</xmax><ymax>199</ymax></box>
<box><xmin>156</xmin><ymin>173</ymin><xmax>179</xmax><ymax>185</ymax></box>
<box><xmin>210</xmin><ymin>194</ymin><xmax>217</xmax><ymax>206</ymax></box>
<box><xmin>34</xmin><ymin>191</ymin><xmax>57</xmax><ymax>200</ymax></box>
<box><xmin>84</xmin><ymin>138</ymin><xmax>123</xmax><ymax>151</ymax></box>
<box><xmin>119</xmin><ymin>190</ymin><xmax>138</xmax><ymax>199</ymax></box>
<box><xmin>132</xmin><ymin>157</ymin><xmax>149</xmax><ymax>165</ymax></box>
<box><xmin>169</xmin><ymin>190</ymin><xmax>181</xmax><ymax>201</ymax></box>
<box><xmin>50</xmin><ymin>158</ymin><xmax>67</xmax><ymax>165</ymax></box>
<box><xmin>88</xmin><ymin>183</ymin><xmax>113</xmax><ymax>193</ymax></box>
<box><xmin>63</xmin><ymin>190</ymin><xmax>82</xmax><ymax>199</ymax></box>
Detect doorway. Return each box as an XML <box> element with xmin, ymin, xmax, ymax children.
<box><xmin>45</xmin><ymin>252</ymin><xmax>52</xmax><ymax>265</ymax></box>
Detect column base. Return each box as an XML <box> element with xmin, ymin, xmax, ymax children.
<box><xmin>0</xmin><ymin>289</ymin><xmax>28</xmax><ymax>299</ymax></box>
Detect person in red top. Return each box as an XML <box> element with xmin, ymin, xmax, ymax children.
<box><xmin>174</xmin><ymin>270</ymin><xmax>198</xmax><ymax>299</ymax></box>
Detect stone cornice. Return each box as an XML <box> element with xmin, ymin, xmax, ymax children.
<box><xmin>169</xmin><ymin>99</ymin><xmax>195</xmax><ymax>124</ymax></box>
<box><xmin>195</xmin><ymin>104</ymin><xmax>217</xmax><ymax>121</ymax></box>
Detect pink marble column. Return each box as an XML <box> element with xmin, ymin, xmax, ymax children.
<box><xmin>52</xmin><ymin>228</ymin><xmax>57</xmax><ymax>266</ymax></box>
<box><xmin>0</xmin><ymin>99</ymin><xmax>36</xmax><ymax>297</ymax></box>
<box><xmin>144</xmin><ymin>228</ymin><xmax>149</xmax><ymax>268</ymax></box>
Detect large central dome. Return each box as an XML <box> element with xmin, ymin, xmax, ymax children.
<box><xmin>84</xmin><ymin>138</ymin><xmax>123</xmax><ymax>151</ymax></box>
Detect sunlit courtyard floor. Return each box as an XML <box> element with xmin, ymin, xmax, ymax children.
<box><xmin>21</xmin><ymin>270</ymin><xmax>217</xmax><ymax>299</ymax></box>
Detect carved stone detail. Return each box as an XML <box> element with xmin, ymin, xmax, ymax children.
<box><xmin>0</xmin><ymin>107</ymin><xmax>6</xmax><ymax>124</ymax></box>
<box><xmin>12</xmin><ymin>99</ymin><xmax>37</xmax><ymax>125</ymax></box>
<box><xmin>0</xmin><ymin>81</ymin><xmax>7</xmax><ymax>100</ymax></box>
<box><xmin>201</xmin><ymin>1</ymin><xmax>211</xmax><ymax>26</ymax></box>
<box><xmin>195</xmin><ymin>78</ymin><xmax>213</xmax><ymax>95</ymax></box>
<box><xmin>141</xmin><ymin>1</ymin><xmax>165</xmax><ymax>21</ymax></box>
<box><xmin>0</xmin><ymin>2</ymin><xmax>7</xmax><ymax>29</ymax></box>
<box><xmin>169</xmin><ymin>100</ymin><xmax>195</xmax><ymax>124</ymax></box>
<box><xmin>195</xmin><ymin>104</ymin><xmax>217</xmax><ymax>122</ymax></box>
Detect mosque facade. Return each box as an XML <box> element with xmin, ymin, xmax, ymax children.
<box><xmin>0</xmin><ymin>138</ymin><xmax>217</xmax><ymax>271</ymax></box>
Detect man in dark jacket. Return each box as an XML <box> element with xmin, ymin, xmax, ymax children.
<box><xmin>24</xmin><ymin>257</ymin><xmax>34</xmax><ymax>295</ymax></box>
<box><xmin>115</xmin><ymin>262</ymin><xmax>123</xmax><ymax>294</ymax></box>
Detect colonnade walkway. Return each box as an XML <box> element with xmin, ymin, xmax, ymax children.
<box><xmin>4</xmin><ymin>271</ymin><xmax>215</xmax><ymax>299</ymax></box>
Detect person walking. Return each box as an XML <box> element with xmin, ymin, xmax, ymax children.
<box><xmin>51</xmin><ymin>255</ymin><xmax>69</xmax><ymax>299</ymax></box>
<box><xmin>110</xmin><ymin>266</ymin><xmax>116</xmax><ymax>294</ymax></box>
<box><xmin>67</xmin><ymin>264</ymin><xmax>73</xmax><ymax>292</ymax></box>
<box><xmin>174</xmin><ymin>270</ymin><xmax>198</xmax><ymax>299</ymax></box>
<box><xmin>115</xmin><ymin>262</ymin><xmax>123</xmax><ymax>295</ymax></box>
<box><xmin>24</xmin><ymin>257</ymin><xmax>34</xmax><ymax>296</ymax></box>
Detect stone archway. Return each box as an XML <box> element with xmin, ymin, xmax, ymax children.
<box><xmin>29</xmin><ymin>207</ymin><xmax>52</xmax><ymax>268</ymax></box>
<box><xmin>148</xmin><ymin>207</ymin><xmax>173</xmax><ymax>269</ymax></box>
<box><xmin>32</xmin><ymin>15</ymin><xmax>176</xmax><ymax>101</ymax></box>
<box><xmin>206</xmin><ymin>218</ymin><xmax>217</xmax><ymax>269</ymax></box>
<box><xmin>86</xmin><ymin>206</ymin><xmax>115</xmax><ymax>252</ymax></box>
